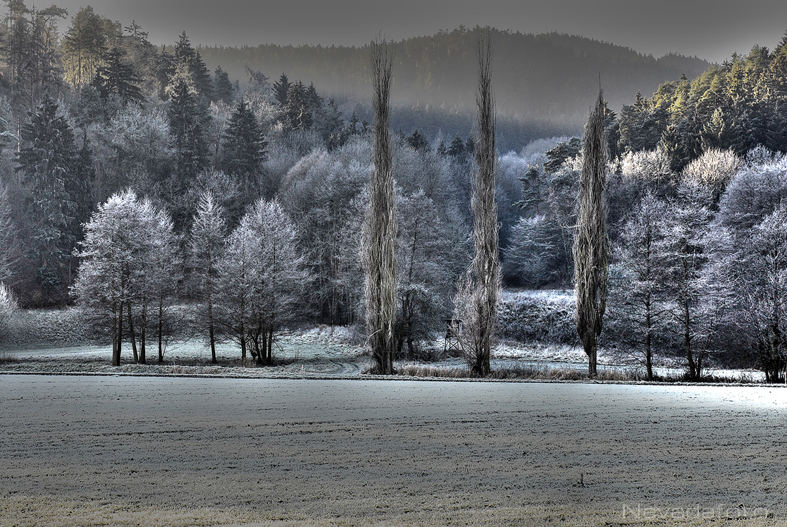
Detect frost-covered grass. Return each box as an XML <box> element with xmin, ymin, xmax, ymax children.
<box><xmin>0</xmin><ymin>295</ymin><xmax>769</xmax><ymax>383</ymax></box>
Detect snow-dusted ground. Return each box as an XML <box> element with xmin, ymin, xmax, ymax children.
<box><xmin>1</xmin><ymin>327</ymin><xmax>766</xmax><ymax>382</ymax></box>
<box><xmin>0</xmin><ymin>375</ymin><xmax>784</xmax><ymax>526</ymax></box>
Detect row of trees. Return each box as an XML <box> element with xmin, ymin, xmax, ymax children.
<box><xmin>1</xmin><ymin>0</ymin><xmax>784</xmax><ymax>380</ymax></box>
<box><xmin>610</xmin><ymin>152</ymin><xmax>787</xmax><ymax>381</ymax></box>
<box><xmin>71</xmin><ymin>189</ymin><xmax>306</xmax><ymax>367</ymax></box>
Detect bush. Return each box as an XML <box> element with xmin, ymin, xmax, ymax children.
<box><xmin>496</xmin><ymin>290</ymin><xmax>577</xmax><ymax>345</ymax></box>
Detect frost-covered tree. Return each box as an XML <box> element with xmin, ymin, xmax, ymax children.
<box><xmin>714</xmin><ymin>168</ymin><xmax>787</xmax><ymax>382</ymax></box>
<box><xmin>73</xmin><ymin>190</ymin><xmax>176</xmax><ymax>365</ymax></box>
<box><xmin>660</xmin><ymin>182</ymin><xmax>714</xmax><ymax>380</ymax></box>
<box><xmin>280</xmin><ymin>142</ymin><xmax>370</xmax><ymax>324</ymax></box>
<box><xmin>731</xmin><ymin>205</ymin><xmax>787</xmax><ymax>382</ymax></box>
<box><xmin>717</xmin><ymin>155</ymin><xmax>787</xmax><ymax>233</ymax></box>
<box><xmin>395</xmin><ymin>190</ymin><xmax>466</xmax><ymax>357</ymax></box>
<box><xmin>504</xmin><ymin>215</ymin><xmax>563</xmax><ymax>287</ymax></box>
<box><xmin>0</xmin><ymin>282</ymin><xmax>17</xmax><ymax>340</ymax></box>
<box><xmin>456</xmin><ymin>35</ymin><xmax>500</xmax><ymax>377</ymax></box>
<box><xmin>146</xmin><ymin>210</ymin><xmax>182</xmax><ymax>362</ymax></box>
<box><xmin>364</xmin><ymin>40</ymin><xmax>397</xmax><ymax>374</ymax></box>
<box><xmin>574</xmin><ymin>91</ymin><xmax>609</xmax><ymax>377</ymax></box>
<box><xmin>189</xmin><ymin>191</ymin><xmax>226</xmax><ymax>363</ymax></box>
<box><xmin>89</xmin><ymin>104</ymin><xmax>171</xmax><ymax>202</ymax></box>
<box><xmin>618</xmin><ymin>148</ymin><xmax>673</xmax><ymax>184</ymax></box>
<box><xmin>216</xmin><ymin>199</ymin><xmax>304</xmax><ymax>365</ymax></box>
<box><xmin>0</xmin><ymin>183</ymin><xmax>18</xmax><ymax>284</ymax></box>
<box><xmin>610</xmin><ymin>192</ymin><xmax>668</xmax><ymax>379</ymax></box>
<box><xmin>681</xmin><ymin>148</ymin><xmax>741</xmax><ymax>200</ymax></box>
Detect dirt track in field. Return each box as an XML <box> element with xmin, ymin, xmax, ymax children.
<box><xmin>0</xmin><ymin>375</ymin><xmax>785</xmax><ymax>526</ymax></box>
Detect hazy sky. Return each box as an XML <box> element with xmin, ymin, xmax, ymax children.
<box><xmin>52</xmin><ymin>0</ymin><xmax>787</xmax><ymax>62</ymax></box>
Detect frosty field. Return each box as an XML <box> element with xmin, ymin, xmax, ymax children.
<box><xmin>1</xmin><ymin>375</ymin><xmax>785</xmax><ymax>526</ymax></box>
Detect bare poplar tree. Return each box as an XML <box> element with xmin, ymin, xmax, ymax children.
<box><xmin>364</xmin><ymin>39</ymin><xmax>397</xmax><ymax>374</ymax></box>
<box><xmin>574</xmin><ymin>91</ymin><xmax>610</xmax><ymax>377</ymax></box>
<box><xmin>456</xmin><ymin>35</ymin><xmax>500</xmax><ymax>377</ymax></box>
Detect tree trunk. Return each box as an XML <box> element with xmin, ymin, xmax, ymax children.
<box><xmin>267</xmin><ymin>327</ymin><xmax>273</xmax><ymax>364</ymax></box>
<box><xmin>684</xmin><ymin>300</ymin><xmax>696</xmax><ymax>380</ymax></box>
<box><xmin>208</xmin><ymin>299</ymin><xmax>216</xmax><ymax>364</ymax></box>
<box><xmin>117</xmin><ymin>301</ymin><xmax>123</xmax><ymax>362</ymax></box>
<box><xmin>140</xmin><ymin>302</ymin><xmax>147</xmax><ymax>365</ymax></box>
<box><xmin>127</xmin><ymin>303</ymin><xmax>139</xmax><ymax>363</ymax></box>
<box><xmin>157</xmin><ymin>297</ymin><xmax>164</xmax><ymax>363</ymax></box>
<box><xmin>588</xmin><ymin>346</ymin><xmax>597</xmax><ymax>377</ymax></box>
<box><xmin>645</xmin><ymin>297</ymin><xmax>653</xmax><ymax>381</ymax></box>
<box><xmin>111</xmin><ymin>302</ymin><xmax>121</xmax><ymax>366</ymax></box>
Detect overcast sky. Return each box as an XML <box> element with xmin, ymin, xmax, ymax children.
<box><xmin>52</xmin><ymin>0</ymin><xmax>787</xmax><ymax>62</ymax></box>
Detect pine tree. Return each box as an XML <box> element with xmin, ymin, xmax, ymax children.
<box><xmin>282</xmin><ymin>81</ymin><xmax>313</xmax><ymax>131</ymax></box>
<box><xmin>406</xmin><ymin>130</ymin><xmax>428</xmax><ymax>151</ymax></box>
<box><xmin>273</xmin><ymin>73</ymin><xmax>290</xmax><ymax>107</ymax></box>
<box><xmin>190</xmin><ymin>51</ymin><xmax>213</xmax><ymax>101</ymax></box>
<box><xmin>62</xmin><ymin>6</ymin><xmax>108</xmax><ymax>89</ymax></box>
<box><xmin>222</xmin><ymin>99</ymin><xmax>266</xmax><ymax>197</ymax></box>
<box><xmin>213</xmin><ymin>66</ymin><xmax>234</xmax><ymax>104</ymax></box>
<box><xmin>16</xmin><ymin>97</ymin><xmax>86</xmax><ymax>303</ymax></box>
<box><xmin>166</xmin><ymin>78</ymin><xmax>209</xmax><ymax>229</ymax></box>
<box><xmin>92</xmin><ymin>46</ymin><xmax>143</xmax><ymax>104</ymax></box>
<box><xmin>171</xmin><ymin>32</ymin><xmax>211</xmax><ymax>101</ymax></box>
<box><xmin>153</xmin><ymin>46</ymin><xmax>175</xmax><ymax>99</ymax></box>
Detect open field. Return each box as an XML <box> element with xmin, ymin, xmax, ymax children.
<box><xmin>1</xmin><ymin>375</ymin><xmax>785</xmax><ymax>526</ymax></box>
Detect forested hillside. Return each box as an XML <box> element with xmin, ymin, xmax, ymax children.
<box><xmin>616</xmin><ymin>38</ymin><xmax>787</xmax><ymax>169</ymax></box>
<box><xmin>0</xmin><ymin>0</ymin><xmax>784</xmax><ymax>380</ymax></box>
<box><xmin>199</xmin><ymin>27</ymin><xmax>711</xmax><ymax>130</ymax></box>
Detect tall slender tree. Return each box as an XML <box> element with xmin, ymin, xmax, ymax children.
<box><xmin>364</xmin><ymin>39</ymin><xmax>396</xmax><ymax>374</ymax></box>
<box><xmin>464</xmin><ymin>35</ymin><xmax>500</xmax><ymax>377</ymax></box>
<box><xmin>574</xmin><ymin>91</ymin><xmax>610</xmax><ymax>376</ymax></box>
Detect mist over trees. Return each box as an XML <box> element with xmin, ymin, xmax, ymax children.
<box><xmin>199</xmin><ymin>27</ymin><xmax>710</xmax><ymax>132</ymax></box>
<box><xmin>0</xmin><ymin>0</ymin><xmax>785</xmax><ymax>380</ymax></box>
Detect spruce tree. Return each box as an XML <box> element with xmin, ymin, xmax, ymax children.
<box><xmin>406</xmin><ymin>130</ymin><xmax>428</xmax><ymax>151</ymax></box>
<box><xmin>213</xmin><ymin>66</ymin><xmax>234</xmax><ymax>104</ymax></box>
<box><xmin>92</xmin><ymin>47</ymin><xmax>144</xmax><ymax>105</ymax></box>
<box><xmin>167</xmin><ymin>78</ymin><xmax>209</xmax><ymax>229</ymax></box>
<box><xmin>16</xmin><ymin>97</ymin><xmax>86</xmax><ymax>303</ymax></box>
<box><xmin>222</xmin><ymin>100</ymin><xmax>266</xmax><ymax>197</ymax></box>
<box><xmin>273</xmin><ymin>73</ymin><xmax>290</xmax><ymax>107</ymax></box>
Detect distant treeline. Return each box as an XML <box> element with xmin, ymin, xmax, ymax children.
<box><xmin>198</xmin><ymin>27</ymin><xmax>710</xmax><ymax>129</ymax></box>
